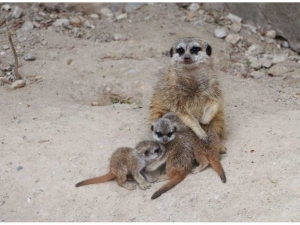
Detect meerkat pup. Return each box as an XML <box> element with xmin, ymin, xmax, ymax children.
<box><xmin>148</xmin><ymin>112</ymin><xmax>226</xmax><ymax>199</ymax></box>
<box><xmin>75</xmin><ymin>141</ymin><xmax>163</xmax><ymax>190</ymax></box>
<box><xmin>149</xmin><ymin>37</ymin><xmax>226</xmax><ymax>149</ymax></box>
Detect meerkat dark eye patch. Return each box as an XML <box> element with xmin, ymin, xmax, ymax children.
<box><xmin>154</xmin><ymin>148</ymin><xmax>160</xmax><ymax>154</ymax></box>
<box><xmin>190</xmin><ymin>46</ymin><xmax>201</xmax><ymax>54</ymax></box>
<box><xmin>144</xmin><ymin>150</ymin><xmax>149</xmax><ymax>156</ymax></box>
<box><xmin>169</xmin><ymin>47</ymin><xmax>173</xmax><ymax>58</ymax></box>
<box><xmin>167</xmin><ymin>132</ymin><xmax>173</xmax><ymax>137</ymax></box>
<box><xmin>155</xmin><ymin>132</ymin><xmax>163</xmax><ymax>138</ymax></box>
<box><xmin>176</xmin><ymin>47</ymin><xmax>185</xmax><ymax>56</ymax></box>
<box><xmin>206</xmin><ymin>44</ymin><xmax>212</xmax><ymax>56</ymax></box>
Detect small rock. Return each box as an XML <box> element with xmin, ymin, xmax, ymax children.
<box><xmin>1</xmin><ymin>4</ymin><xmax>11</xmax><ymax>11</ymax></box>
<box><xmin>33</xmin><ymin>21</ymin><xmax>40</xmax><ymax>28</ymax></box>
<box><xmin>113</xmin><ymin>33</ymin><xmax>128</xmax><ymax>41</ymax></box>
<box><xmin>125</xmin><ymin>3</ymin><xmax>146</xmax><ymax>13</ymax></box>
<box><xmin>268</xmin><ymin>63</ymin><xmax>294</xmax><ymax>76</ymax></box>
<box><xmin>116</xmin><ymin>13</ymin><xmax>128</xmax><ymax>21</ymax></box>
<box><xmin>229</xmin><ymin>22</ymin><xmax>242</xmax><ymax>33</ymax></box>
<box><xmin>266</xmin><ymin>38</ymin><xmax>275</xmax><ymax>44</ymax></box>
<box><xmin>91</xmin><ymin>102</ymin><xmax>100</xmax><ymax>106</ymax></box>
<box><xmin>84</xmin><ymin>20</ymin><xmax>92</xmax><ymax>28</ymax></box>
<box><xmin>226</xmin><ymin>13</ymin><xmax>242</xmax><ymax>23</ymax></box>
<box><xmin>11</xmin><ymin>80</ymin><xmax>26</xmax><ymax>89</ymax></box>
<box><xmin>144</xmin><ymin>15</ymin><xmax>151</xmax><ymax>21</ymax></box>
<box><xmin>21</xmin><ymin>21</ymin><xmax>34</xmax><ymax>31</ymax></box>
<box><xmin>225</xmin><ymin>34</ymin><xmax>241</xmax><ymax>45</ymax></box>
<box><xmin>52</xmin><ymin>18</ymin><xmax>70</xmax><ymax>27</ymax></box>
<box><xmin>2</xmin><ymin>45</ymin><xmax>10</xmax><ymax>50</ymax></box>
<box><xmin>247</xmin><ymin>57</ymin><xmax>262</xmax><ymax>70</ymax></box>
<box><xmin>67</xmin><ymin>59</ymin><xmax>72</xmax><ymax>65</ymax></box>
<box><xmin>70</xmin><ymin>17</ymin><xmax>83</xmax><ymax>27</ymax></box>
<box><xmin>247</xmin><ymin>44</ymin><xmax>265</xmax><ymax>56</ymax></box>
<box><xmin>17</xmin><ymin>166</ymin><xmax>23</xmax><ymax>171</ymax></box>
<box><xmin>49</xmin><ymin>14</ymin><xmax>57</xmax><ymax>19</ymax></box>
<box><xmin>260</xmin><ymin>58</ymin><xmax>273</xmax><ymax>68</ymax></box>
<box><xmin>194</xmin><ymin>20</ymin><xmax>203</xmax><ymax>27</ymax></box>
<box><xmin>272</xmin><ymin>54</ymin><xmax>288</xmax><ymax>64</ymax></box>
<box><xmin>24</xmin><ymin>53</ymin><xmax>36</xmax><ymax>61</ymax></box>
<box><xmin>214</xmin><ymin>28</ymin><xmax>227</xmax><ymax>39</ymax></box>
<box><xmin>0</xmin><ymin>70</ymin><xmax>4</xmax><ymax>77</ymax></box>
<box><xmin>89</xmin><ymin>14</ymin><xmax>99</xmax><ymax>20</ymax></box>
<box><xmin>188</xmin><ymin>3</ymin><xmax>200</xmax><ymax>12</ymax></box>
<box><xmin>100</xmin><ymin>8</ymin><xmax>113</xmax><ymax>18</ymax></box>
<box><xmin>265</xmin><ymin>30</ymin><xmax>276</xmax><ymax>39</ymax></box>
<box><xmin>27</xmin><ymin>198</ymin><xmax>31</xmax><ymax>203</ymax></box>
<box><xmin>250</xmin><ymin>71</ymin><xmax>265</xmax><ymax>79</ymax></box>
<box><xmin>242</xmin><ymin>24</ymin><xmax>257</xmax><ymax>33</ymax></box>
<box><xmin>41</xmin><ymin>40</ymin><xmax>47</xmax><ymax>45</ymax></box>
<box><xmin>198</xmin><ymin>9</ymin><xmax>205</xmax><ymax>15</ymax></box>
<box><xmin>280</xmin><ymin>41</ymin><xmax>289</xmax><ymax>48</ymax></box>
<box><xmin>12</xmin><ymin>6</ymin><xmax>22</xmax><ymax>18</ymax></box>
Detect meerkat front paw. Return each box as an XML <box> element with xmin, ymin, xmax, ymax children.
<box><xmin>145</xmin><ymin>165</ymin><xmax>156</xmax><ymax>172</ymax></box>
<box><xmin>139</xmin><ymin>182</ymin><xmax>151</xmax><ymax>190</ymax></box>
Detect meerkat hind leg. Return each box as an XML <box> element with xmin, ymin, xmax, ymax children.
<box><xmin>192</xmin><ymin>155</ymin><xmax>209</xmax><ymax>174</ymax></box>
<box><xmin>117</xmin><ymin>176</ymin><xmax>136</xmax><ymax>190</ymax></box>
<box><xmin>156</xmin><ymin>174</ymin><xmax>170</xmax><ymax>183</ymax></box>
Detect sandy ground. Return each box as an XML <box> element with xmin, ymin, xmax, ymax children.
<box><xmin>1</xmin><ymin>3</ymin><xmax>300</xmax><ymax>222</ymax></box>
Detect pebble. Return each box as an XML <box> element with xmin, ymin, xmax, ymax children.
<box><xmin>125</xmin><ymin>3</ymin><xmax>146</xmax><ymax>13</ymax></box>
<box><xmin>84</xmin><ymin>20</ymin><xmax>92</xmax><ymax>28</ymax></box>
<box><xmin>250</xmin><ymin>71</ymin><xmax>265</xmax><ymax>79</ymax></box>
<box><xmin>265</xmin><ymin>30</ymin><xmax>276</xmax><ymax>39</ymax></box>
<box><xmin>91</xmin><ymin>102</ymin><xmax>100</xmax><ymax>106</ymax></box>
<box><xmin>214</xmin><ymin>28</ymin><xmax>227</xmax><ymax>39</ymax></box>
<box><xmin>24</xmin><ymin>53</ymin><xmax>36</xmax><ymax>61</ymax></box>
<box><xmin>272</xmin><ymin>54</ymin><xmax>288</xmax><ymax>64</ymax></box>
<box><xmin>116</xmin><ymin>13</ymin><xmax>128</xmax><ymax>21</ymax></box>
<box><xmin>113</xmin><ymin>33</ymin><xmax>128</xmax><ymax>41</ymax></box>
<box><xmin>17</xmin><ymin>166</ymin><xmax>23</xmax><ymax>171</ymax></box>
<box><xmin>144</xmin><ymin>15</ymin><xmax>151</xmax><ymax>21</ymax></box>
<box><xmin>260</xmin><ymin>58</ymin><xmax>273</xmax><ymax>68</ymax></box>
<box><xmin>12</xmin><ymin>6</ymin><xmax>23</xmax><ymax>18</ymax></box>
<box><xmin>70</xmin><ymin>17</ymin><xmax>83</xmax><ymax>27</ymax></box>
<box><xmin>2</xmin><ymin>45</ymin><xmax>10</xmax><ymax>50</ymax></box>
<box><xmin>226</xmin><ymin>13</ymin><xmax>242</xmax><ymax>23</ymax></box>
<box><xmin>247</xmin><ymin>44</ymin><xmax>265</xmax><ymax>56</ymax></box>
<box><xmin>89</xmin><ymin>14</ymin><xmax>99</xmax><ymax>20</ymax></box>
<box><xmin>33</xmin><ymin>21</ymin><xmax>40</xmax><ymax>28</ymax></box>
<box><xmin>52</xmin><ymin>19</ymin><xmax>70</xmax><ymax>27</ymax></box>
<box><xmin>268</xmin><ymin>63</ymin><xmax>294</xmax><ymax>76</ymax></box>
<box><xmin>229</xmin><ymin>22</ymin><xmax>242</xmax><ymax>33</ymax></box>
<box><xmin>198</xmin><ymin>9</ymin><xmax>205</xmax><ymax>15</ymax></box>
<box><xmin>1</xmin><ymin>4</ymin><xmax>11</xmax><ymax>11</ymax></box>
<box><xmin>194</xmin><ymin>20</ymin><xmax>203</xmax><ymax>26</ymax></box>
<box><xmin>280</xmin><ymin>41</ymin><xmax>289</xmax><ymax>48</ymax></box>
<box><xmin>247</xmin><ymin>57</ymin><xmax>262</xmax><ymax>69</ymax></box>
<box><xmin>11</xmin><ymin>80</ymin><xmax>26</xmax><ymax>89</ymax></box>
<box><xmin>243</xmin><ymin>24</ymin><xmax>257</xmax><ymax>33</ymax></box>
<box><xmin>225</xmin><ymin>34</ymin><xmax>241</xmax><ymax>45</ymax></box>
<box><xmin>21</xmin><ymin>21</ymin><xmax>34</xmax><ymax>31</ymax></box>
<box><xmin>188</xmin><ymin>3</ymin><xmax>200</xmax><ymax>12</ymax></box>
<box><xmin>100</xmin><ymin>8</ymin><xmax>113</xmax><ymax>18</ymax></box>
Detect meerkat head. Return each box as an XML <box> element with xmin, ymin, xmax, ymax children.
<box><xmin>135</xmin><ymin>141</ymin><xmax>163</xmax><ymax>162</ymax></box>
<box><xmin>151</xmin><ymin>118</ymin><xmax>177</xmax><ymax>144</ymax></box>
<box><xmin>169</xmin><ymin>37</ymin><xmax>212</xmax><ymax>68</ymax></box>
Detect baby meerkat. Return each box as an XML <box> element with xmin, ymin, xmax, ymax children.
<box><xmin>149</xmin><ymin>37</ymin><xmax>226</xmax><ymax>148</ymax></box>
<box><xmin>148</xmin><ymin>112</ymin><xmax>226</xmax><ymax>199</ymax></box>
<box><xmin>75</xmin><ymin>141</ymin><xmax>163</xmax><ymax>190</ymax></box>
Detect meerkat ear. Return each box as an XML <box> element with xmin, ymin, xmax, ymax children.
<box><xmin>169</xmin><ymin>47</ymin><xmax>173</xmax><ymax>58</ymax></box>
<box><xmin>151</xmin><ymin>125</ymin><xmax>154</xmax><ymax>131</ymax></box>
<box><xmin>206</xmin><ymin>44</ymin><xmax>212</xmax><ymax>56</ymax></box>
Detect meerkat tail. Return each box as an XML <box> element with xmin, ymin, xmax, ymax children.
<box><xmin>151</xmin><ymin>174</ymin><xmax>186</xmax><ymax>199</ymax></box>
<box><xmin>209</xmin><ymin>157</ymin><xmax>226</xmax><ymax>183</ymax></box>
<box><xmin>75</xmin><ymin>172</ymin><xmax>116</xmax><ymax>187</ymax></box>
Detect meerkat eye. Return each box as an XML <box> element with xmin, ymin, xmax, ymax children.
<box><xmin>190</xmin><ymin>46</ymin><xmax>201</xmax><ymax>55</ymax></box>
<box><xmin>154</xmin><ymin>148</ymin><xmax>160</xmax><ymax>154</ymax></box>
<box><xmin>155</xmin><ymin>132</ymin><xmax>163</xmax><ymax>138</ymax></box>
<box><xmin>176</xmin><ymin>47</ymin><xmax>185</xmax><ymax>55</ymax></box>
<box><xmin>167</xmin><ymin>132</ymin><xmax>173</xmax><ymax>137</ymax></box>
<box><xmin>144</xmin><ymin>150</ymin><xmax>149</xmax><ymax>156</ymax></box>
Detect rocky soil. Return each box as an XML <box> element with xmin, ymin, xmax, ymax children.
<box><xmin>1</xmin><ymin>3</ymin><xmax>300</xmax><ymax>222</ymax></box>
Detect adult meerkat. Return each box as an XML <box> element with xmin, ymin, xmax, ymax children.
<box><xmin>149</xmin><ymin>37</ymin><xmax>226</xmax><ymax>148</ymax></box>
<box><xmin>148</xmin><ymin>112</ymin><xmax>226</xmax><ymax>199</ymax></box>
<box><xmin>75</xmin><ymin>141</ymin><xmax>163</xmax><ymax>190</ymax></box>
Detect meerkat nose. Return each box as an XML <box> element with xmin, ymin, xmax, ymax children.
<box><xmin>184</xmin><ymin>56</ymin><xmax>191</xmax><ymax>62</ymax></box>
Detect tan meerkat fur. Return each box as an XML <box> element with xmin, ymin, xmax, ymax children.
<box><xmin>75</xmin><ymin>141</ymin><xmax>163</xmax><ymax>190</ymax></box>
<box><xmin>148</xmin><ymin>112</ymin><xmax>226</xmax><ymax>199</ymax></box>
<box><xmin>149</xmin><ymin>37</ymin><xmax>226</xmax><ymax>149</ymax></box>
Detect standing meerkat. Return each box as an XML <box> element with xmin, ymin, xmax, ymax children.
<box><xmin>75</xmin><ymin>141</ymin><xmax>163</xmax><ymax>190</ymax></box>
<box><xmin>148</xmin><ymin>112</ymin><xmax>226</xmax><ymax>199</ymax></box>
<box><xmin>149</xmin><ymin>37</ymin><xmax>226</xmax><ymax>148</ymax></box>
